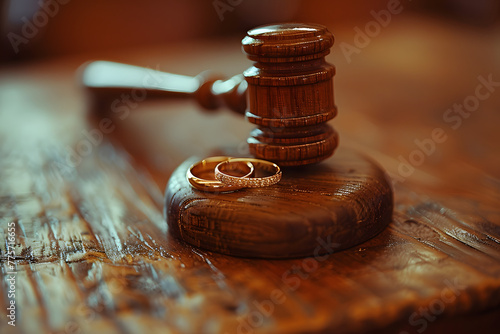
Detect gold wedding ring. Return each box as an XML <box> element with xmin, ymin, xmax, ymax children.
<box><xmin>215</xmin><ymin>158</ymin><xmax>282</xmax><ymax>188</ymax></box>
<box><xmin>187</xmin><ymin>157</ymin><xmax>254</xmax><ymax>192</ymax></box>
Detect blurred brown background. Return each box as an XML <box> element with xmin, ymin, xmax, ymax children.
<box><xmin>1</xmin><ymin>0</ymin><xmax>499</xmax><ymax>62</ymax></box>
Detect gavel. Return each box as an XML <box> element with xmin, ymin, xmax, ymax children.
<box><xmin>82</xmin><ymin>23</ymin><xmax>338</xmax><ymax>166</ymax></box>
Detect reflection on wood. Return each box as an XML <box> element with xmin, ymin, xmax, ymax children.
<box><xmin>1</xmin><ymin>17</ymin><xmax>500</xmax><ymax>334</ymax></box>
<box><xmin>166</xmin><ymin>150</ymin><xmax>393</xmax><ymax>259</ymax></box>
<box><xmin>1</xmin><ymin>80</ymin><xmax>499</xmax><ymax>334</ymax></box>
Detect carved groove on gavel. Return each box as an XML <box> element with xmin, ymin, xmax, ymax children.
<box><xmin>82</xmin><ymin>23</ymin><xmax>338</xmax><ymax>166</ymax></box>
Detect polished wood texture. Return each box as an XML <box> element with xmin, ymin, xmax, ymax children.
<box><xmin>82</xmin><ymin>23</ymin><xmax>338</xmax><ymax>166</ymax></box>
<box><xmin>162</xmin><ymin>24</ymin><xmax>381</xmax><ymax>258</ymax></box>
<box><xmin>244</xmin><ymin>23</ymin><xmax>338</xmax><ymax>166</ymax></box>
<box><xmin>82</xmin><ymin>61</ymin><xmax>248</xmax><ymax>115</ymax></box>
<box><xmin>166</xmin><ymin>149</ymin><xmax>393</xmax><ymax>258</ymax></box>
<box><xmin>1</xmin><ymin>16</ymin><xmax>500</xmax><ymax>334</ymax></box>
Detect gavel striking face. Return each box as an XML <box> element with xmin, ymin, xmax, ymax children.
<box><xmin>82</xmin><ymin>23</ymin><xmax>338</xmax><ymax>166</ymax></box>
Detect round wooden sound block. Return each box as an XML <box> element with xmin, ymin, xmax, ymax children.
<box><xmin>165</xmin><ymin>148</ymin><xmax>393</xmax><ymax>259</ymax></box>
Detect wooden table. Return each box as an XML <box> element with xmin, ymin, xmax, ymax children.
<box><xmin>1</xmin><ymin>16</ymin><xmax>500</xmax><ymax>333</ymax></box>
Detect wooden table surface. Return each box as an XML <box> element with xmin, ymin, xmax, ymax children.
<box><xmin>1</xmin><ymin>15</ymin><xmax>500</xmax><ymax>333</ymax></box>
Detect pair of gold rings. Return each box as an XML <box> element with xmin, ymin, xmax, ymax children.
<box><xmin>187</xmin><ymin>156</ymin><xmax>282</xmax><ymax>193</ymax></box>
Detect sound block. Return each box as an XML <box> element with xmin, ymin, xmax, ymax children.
<box><xmin>164</xmin><ymin>148</ymin><xmax>393</xmax><ymax>259</ymax></box>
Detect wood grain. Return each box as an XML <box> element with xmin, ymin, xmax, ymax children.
<box><xmin>165</xmin><ymin>149</ymin><xmax>393</xmax><ymax>258</ymax></box>
<box><xmin>243</xmin><ymin>23</ymin><xmax>339</xmax><ymax>166</ymax></box>
<box><xmin>84</xmin><ymin>23</ymin><xmax>339</xmax><ymax>167</ymax></box>
<box><xmin>1</xmin><ymin>15</ymin><xmax>500</xmax><ymax>334</ymax></box>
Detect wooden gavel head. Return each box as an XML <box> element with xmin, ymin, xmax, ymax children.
<box><xmin>242</xmin><ymin>23</ymin><xmax>338</xmax><ymax>166</ymax></box>
<box><xmin>82</xmin><ymin>23</ymin><xmax>338</xmax><ymax>166</ymax></box>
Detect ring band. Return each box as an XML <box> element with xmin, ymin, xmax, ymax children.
<box><xmin>215</xmin><ymin>158</ymin><xmax>282</xmax><ymax>188</ymax></box>
<box><xmin>187</xmin><ymin>157</ymin><xmax>254</xmax><ymax>192</ymax></box>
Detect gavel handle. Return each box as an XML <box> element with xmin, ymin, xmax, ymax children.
<box><xmin>80</xmin><ymin>61</ymin><xmax>247</xmax><ymax>115</ymax></box>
